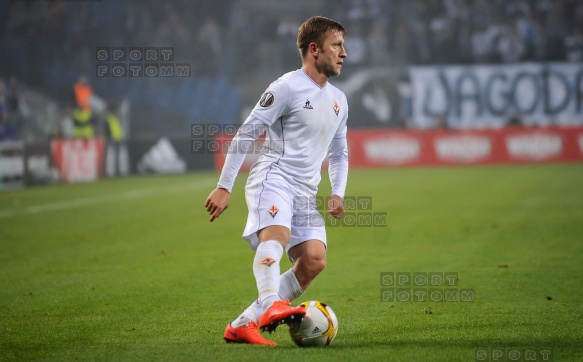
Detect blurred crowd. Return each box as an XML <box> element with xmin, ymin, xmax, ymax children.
<box><xmin>0</xmin><ymin>76</ymin><xmax>19</xmax><ymax>141</ymax></box>
<box><xmin>1</xmin><ymin>0</ymin><xmax>582</xmax><ymax>140</ymax></box>
<box><xmin>0</xmin><ymin>0</ymin><xmax>231</xmax><ymax>85</ymax></box>
<box><xmin>2</xmin><ymin>0</ymin><xmax>581</xmax><ymax>83</ymax></box>
<box><xmin>231</xmin><ymin>0</ymin><xmax>583</xmax><ymax>72</ymax></box>
<box><xmin>279</xmin><ymin>0</ymin><xmax>583</xmax><ymax>68</ymax></box>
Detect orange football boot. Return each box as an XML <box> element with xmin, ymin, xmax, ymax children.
<box><xmin>258</xmin><ymin>299</ymin><xmax>306</xmax><ymax>332</ymax></box>
<box><xmin>223</xmin><ymin>321</ymin><xmax>276</xmax><ymax>345</ymax></box>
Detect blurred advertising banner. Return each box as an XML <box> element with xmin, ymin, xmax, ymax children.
<box><xmin>348</xmin><ymin>127</ymin><xmax>583</xmax><ymax>167</ymax></box>
<box><xmin>214</xmin><ymin>127</ymin><xmax>583</xmax><ymax>170</ymax></box>
<box><xmin>209</xmin><ymin>134</ymin><xmax>264</xmax><ymax>173</ymax></box>
<box><xmin>51</xmin><ymin>139</ymin><xmax>105</xmax><ymax>183</ymax></box>
<box><xmin>130</xmin><ymin>137</ymin><xmax>214</xmax><ymax>174</ymax></box>
<box><xmin>25</xmin><ymin>143</ymin><xmax>53</xmax><ymax>186</ymax></box>
<box><xmin>0</xmin><ymin>141</ymin><xmax>25</xmax><ymax>190</ymax></box>
<box><xmin>410</xmin><ymin>63</ymin><xmax>583</xmax><ymax>129</ymax></box>
<box><xmin>335</xmin><ymin>69</ymin><xmax>405</xmax><ymax>128</ymax></box>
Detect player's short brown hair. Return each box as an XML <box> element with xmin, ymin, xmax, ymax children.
<box><xmin>297</xmin><ymin>16</ymin><xmax>345</xmax><ymax>58</ymax></box>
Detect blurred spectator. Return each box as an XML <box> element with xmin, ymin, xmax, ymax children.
<box><xmin>121</xmin><ymin>4</ymin><xmax>139</xmax><ymax>43</ymax></box>
<box><xmin>343</xmin><ymin>22</ymin><xmax>367</xmax><ymax>68</ymax></box>
<box><xmin>432</xmin><ymin>21</ymin><xmax>460</xmax><ymax>64</ymax></box>
<box><xmin>576</xmin><ymin>3</ymin><xmax>583</xmax><ymax>31</ymax></box>
<box><xmin>133</xmin><ymin>6</ymin><xmax>155</xmax><ymax>46</ymax></box>
<box><xmin>346</xmin><ymin>0</ymin><xmax>368</xmax><ymax>24</ymax></box>
<box><xmin>564</xmin><ymin>27</ymin><xmax>583</xmax><ymax>62</ymax></box>
<box><xmin>496</xmin><ymin>21</ymin><xmax>527</xmax><ymax>63</ymax></box>
<box><xmin>456</xmin><ymin>20</ymin><xmax>473</xmax><ymax>63</ymax></box>
<box><xmin>505</xmin><ymin>0</ymin><xmax>531</xmax><ymax>19</ymax></box>
<box><xmin>543</xmin><ymin>4</ymin><xmax>567</xmax><ymax>60</ymax></box>
<box><xmin>104</xmin><ymin>102</ymin><xmax>128</xmax><ymax>177</ymax></box>
<box><xmin>367</xmin><ymin>20</ymin><xmax>389</xmax><ymax>67</ymax></box>
<box><xmin>393</xmin><ymin>23</ymin><xmax>415</xmax><ymax>65</ymax></box>
<box><xmin>151</xmin><ymin>20</ymin><xmax>173</xmax><ymax>47</ymax></box>
<box><xmin>277</xmin><ymin>15</ymin><xmax>301</xmax><ymax>70</ymax></box>
<box><xmin>73</xmin><ymin>75</ymin><xmax>92</xmax><ymax>112</ymax></box>
<box><xmin>0</xmin><ymin>79</ymin><xmax>17</xmax><ymax>141</ymax></box>
<box><xmin>471</xmin><ymin>23</ymin><xmax>494</xmax><ymax>63</ymax></box>
<box><xmin>230</xmin><ymin>8</ymin><xmax>259</xmax><ymax>73</ymax></box>
<box><xmin>411</xmin><ymin>20</ymin><xmax>431</xmax><ymax>64</ymax></box>
<box><xmin>71</xmin><ymin>76</ymin><xmax>94</xmax><ymax>139</ymax></box>
<box><xmin>196</xmin><ymin>17</ymin><xmax>222</xmax><ymax>75</ymax></box>
<box><xmin>6</xmin><ymin>77</ymin><xmax>19</xmax><ymax>116</ymax></box>
<box><xmin>526</xmin><ymin>13</ymin><xmax>547</xmax><ymax>60</ymax></box>
<box><xmin>44</xmin><ymin>1</ymin><xmax>68</xmax><ymax>60</ymax></box>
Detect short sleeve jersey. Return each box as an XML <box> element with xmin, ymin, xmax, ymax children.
<box><xmin>246</xmin><ymin>69</ymin><xmax>348</xmax><ymax>195</ymax></box>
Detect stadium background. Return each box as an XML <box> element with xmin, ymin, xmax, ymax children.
<box><xmin>1</xmin><ymin>1</ymin><xmax>583</xmax><ymax>360</ymax></box>
<box><xmin>0</xmin><ymin>0</ymin><xmax>582</xmax><ymax>186</ymax></box>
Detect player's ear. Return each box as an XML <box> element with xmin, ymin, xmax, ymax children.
<box><xmin>309</xmin><ymin>42</ymin><xmax>319</xmax><ymax>57</ymax></box>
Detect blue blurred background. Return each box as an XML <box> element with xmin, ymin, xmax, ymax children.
<box><xmin>0</xmin><ymin>0</ymin><xmax>581</xmax><ymax>186</ymax></box>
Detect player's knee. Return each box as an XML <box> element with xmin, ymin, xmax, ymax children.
<box><xmin>258</xmin><ymin>226</ymin><xmax>291</xmax><ymax>248</ymax></box>
<box><xmin>306</xmin><ymin>254</ymin><xmax>326</xmax><ymax>277</ymax></box>
<box><xmin>312</xmin><ymin>257</ymin><xmax>326</xmax><ymax>275</ymax></box>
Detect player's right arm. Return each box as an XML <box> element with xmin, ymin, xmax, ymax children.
<box><xmin>204</xmin><ymin>78</ymin><xmax>290</xmax><ymax>222</ymax></box>
<box><xmin>204</xmin><ymin>118</ymin><xmax>266</xmax><ymax>222</ymax></box>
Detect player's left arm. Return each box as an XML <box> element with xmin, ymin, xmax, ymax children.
<box><xmin>327</xmin><ymin>100</ymin><xmax>349</xmax><ymax>219</ymax></box>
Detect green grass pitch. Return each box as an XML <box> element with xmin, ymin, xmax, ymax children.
<box><xmin>1</xmin><ymin>165</ymin><xmax>582</xmax><ymax>361</ymax></box>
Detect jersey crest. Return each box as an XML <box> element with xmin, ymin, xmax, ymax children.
<box><xmin>268</xmin><ymin>205</ymin><xmax>279</xmax><ymax>218</ymax></box>
<box><xmin>333</xmin><ymin>101</ymin><xmax>340</xmax><ymax>116</ymax></box>
<box><xmin>259</xmin><ymin>257</ymin><xmax>276</xmax><ymax>267</ymax></box>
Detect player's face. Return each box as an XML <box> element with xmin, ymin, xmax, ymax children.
<box><xmin>317</xmin><ymin>30</ymin><xmax>347</xmax><ymax>78</ymax></box>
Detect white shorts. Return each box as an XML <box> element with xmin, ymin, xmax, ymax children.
<box><xmin>243</xmin><ymin>177</ymin><xmax>327</xmax><ymax>252</ymax></box>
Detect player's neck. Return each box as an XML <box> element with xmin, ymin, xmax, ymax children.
<box><xmin>301</xmin><ymin>65</ymin><xmax>329</xmax><ymax>88</ymax></box>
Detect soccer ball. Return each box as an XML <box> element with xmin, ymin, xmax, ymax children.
<box><xmin>288</xmin><ymin>301</ymin><xmax>339</xmax><ymax>347</ymax></box>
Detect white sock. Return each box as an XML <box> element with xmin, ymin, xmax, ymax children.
<box><xmin>231</xmin><ymin>299</ymin><xmax>261</xmax><ymax>328</ymax></box>
<box><xmin>231</xmin><ymin>269</ymin><xmax>304</xmax><ymax>327</ymax></box>
<box><xmin>253</xmin><ymin>240</ymin><xmax>284</xmax><ymax>311</ymax></box>
<box><xmin>279</xmin><ymin>268</ymin><xmax>304</xmax><ymax>301</ymax></box>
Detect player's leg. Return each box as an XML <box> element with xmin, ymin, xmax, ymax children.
<box><xmin>286</xmin><ymin>196</ymin><xmax>328</xmax><ymax>292</ymax></box>
<box><xmin>256</xmin><ymin>199</ymin><xmax>329</xmax><ymax>332</ymax></box>
<box><xmin>254</xmin><ymin>225</ymin><xmax>290</xmax><ymax>311</ymax></box>
<box><xmin>287</xmin><ymin>239</ymin><xmax>327</xmax><ymax>291</ymax></box>
<box><xmin>228</xmin><ymin>241</ymin><xmax>322</xmax><ymax>339</ymax></box>
<box><xmin>226</xmin><ymin>181</ymin><xmax>304</xmax><ymax>340</ymax></box>
<box><xmin>224</xmin><ymin>225</ymin><xmax>290</xmax><ymax>345</ymax></box>
<box><xmin>256</xmin><ymin>226</ymin><xmax>307</xmax><ymax>332</ymax></box>
<box><xmin>254</xmin><ymin>192</ymin><xmax>325</xmax><ymax>331</ymax></box>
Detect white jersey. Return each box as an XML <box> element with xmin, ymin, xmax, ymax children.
<box><xmin>218</xmin><ymin>69</ymin><xmax>349</xmax><ymax>197</ymax></box>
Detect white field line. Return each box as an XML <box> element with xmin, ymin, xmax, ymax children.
<box><xmin>0</xmin><ymin>178</ymin><xmax>216</xmax><ymax>219</ymax></box>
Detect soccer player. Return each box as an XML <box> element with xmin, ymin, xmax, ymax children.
<box><xmin>205</xmin><ymin>16</ymin><xmax>349</xmax><ymax>345</ymax></box>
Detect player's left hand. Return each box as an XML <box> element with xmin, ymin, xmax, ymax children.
<box><xmin>327</xmin><ymin>194</ymin><xmax>345</xmax><ymax>219</ymax></box>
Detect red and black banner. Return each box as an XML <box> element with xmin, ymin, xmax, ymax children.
<box><xmin>214</xmin><ymin>127</ymin><xmax>583</xmax><ymax>171</ymax></box>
